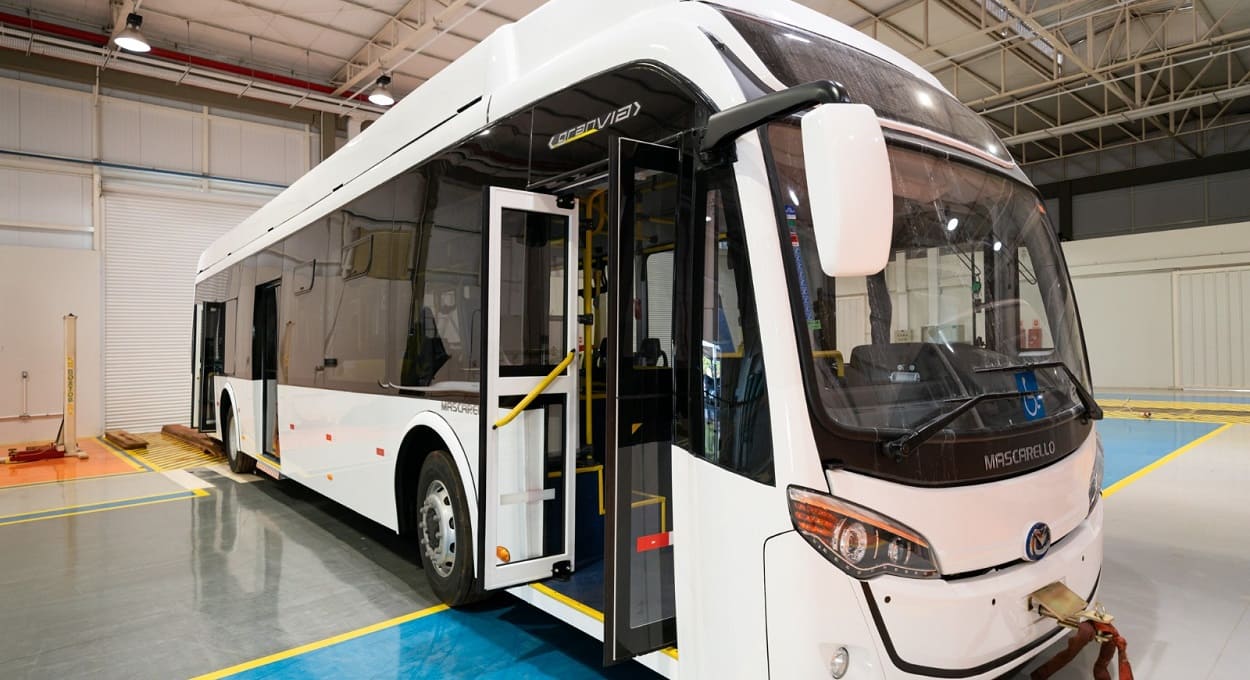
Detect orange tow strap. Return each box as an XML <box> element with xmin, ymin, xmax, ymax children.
<box><xmin>1030</xmin><ymin>621</ymin><xmax>1134</xmax><ymax>680</ymax></box>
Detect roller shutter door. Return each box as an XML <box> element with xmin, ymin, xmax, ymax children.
<box><xmin>103</xmin><ymin>191</ymin><xmax>257</xmax><ymax>432</ymax></box>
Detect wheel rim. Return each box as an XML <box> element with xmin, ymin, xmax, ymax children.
<box><xmin>419</xmin><ymin>479</ymin><xmax>456</xmax><ymax>578</ymax></box>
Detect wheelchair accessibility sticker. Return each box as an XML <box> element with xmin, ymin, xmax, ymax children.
<box><xmin>1015</xmin><ymin>371</ymin><xmax>1046</xmax><ymax>421</ymax></box>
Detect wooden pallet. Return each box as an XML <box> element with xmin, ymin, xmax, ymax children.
<box><xmin>161</xmin><ymin>424</ymin><xmax>224</xmax><ymax>456</ymax></box>
<box><xmin>104</xmin><ymin>430</ymin><xmax>147</xmax><ymax>450</ymax></box>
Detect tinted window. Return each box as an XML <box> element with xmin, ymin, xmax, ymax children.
<box><xmin>689</xmin><ymin>172</ymin><xmax>773</xmax><ymax>484</ymax></box>
<box><xmin>720</xmin><ymin>7</ymin><xmax>1012</xmax><ymax>164</ymax></box>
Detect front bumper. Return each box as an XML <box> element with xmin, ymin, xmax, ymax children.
<box><xmin>763</xmin><ymin>499</ymin><xmax>1103</xmax><ymax>679</ymax></box>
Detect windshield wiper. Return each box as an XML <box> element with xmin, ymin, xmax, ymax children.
<box><xmin>881</xmin><ymin>390</ymin><xmax>1040</xmax><ymax>461</ymax></box>
<box><xmin>973</xmin><ymin>360</ymin><xmax>1103</xmax><ymax>421</ymax></box>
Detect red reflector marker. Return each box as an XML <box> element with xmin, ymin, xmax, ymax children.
<box><xmin>325</xmin><ymin>433</ymin><xmax>333</xmax><ymax>441</ymax></box>
<box><xmin>376</xmin><ymin>448</ymin><xmax>385</xmax><ymax>457</ymax></box>
<box><xmin>637</xmin><ymin>531</ymin><xmax>671</xmax><ymax>553</ymax></box>
<box><xmin>289</xmin><ymin>423</ymin><xmax>295</xmax><ymax>430</ymax></box>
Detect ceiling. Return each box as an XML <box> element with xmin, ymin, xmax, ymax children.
<box><xmin>3</xmin><ymin>0</ymin><xmax>1248</xmax><ymax>167</ymax></box>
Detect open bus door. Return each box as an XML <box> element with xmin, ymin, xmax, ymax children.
<box><xmin>480</xmin><ymin>187</ymin><xmax>579</xmax><ymax>590</ymax></box>
<box><xmin>192</xmin><ymin>301</ymin><xmax>226</xmax><ymax>432</ymax></box>
<box><xmin>604</xmin><ymin>138</ymin><xmax>689</xmax><ymax>663</ymax></box>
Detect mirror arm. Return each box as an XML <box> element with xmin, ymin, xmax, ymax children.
<box><xmin>699</xmin><ymin>80</ymin><xmax>850</xmax><ymax>164</ymax></box>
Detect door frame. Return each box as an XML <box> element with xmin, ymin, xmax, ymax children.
<box><xmin>253</xmin><ymin>279</ymin><xmax>280</xmax><ymax>458</ymax></box>
<box><xmin>478</xmin><ymin>186</ymin><xmax>580</xmax><ymax>590</ymax></box>
<box><xmin>604</xmin><ymin>137</ymin><xmax>690</xmax><ymax>663</ymax></box>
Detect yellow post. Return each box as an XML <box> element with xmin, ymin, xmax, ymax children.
<box><xmin>61</xmin><ymin>313</ymin><xmax>86</xmax><ymax>458</ymax></box>
<box><xmin>583</xmin><ymin>227</ymin><xmax>594</xmax><ymax>447</ymax></box>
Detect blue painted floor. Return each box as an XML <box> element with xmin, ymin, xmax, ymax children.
<box><xmin>225</xmin><ymin>598</ymin><xmax>656</xmax><ymax>680</ymax></box>
<box><xmin>1096</xmin><ymin>418</ymin><xmax>1221</xmax><ymax>488</ymax></box>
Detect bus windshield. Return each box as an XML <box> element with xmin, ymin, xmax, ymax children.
<box><xmin>768</xmin><ymin>120</ymin><xmax>1091</xmax><ymax>443</ymax></box>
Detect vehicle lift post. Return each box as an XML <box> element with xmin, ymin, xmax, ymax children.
<box><xmin>3</xmin><ymin>314</ymin><xmax>88</xmax><ymax>464</ymax></box>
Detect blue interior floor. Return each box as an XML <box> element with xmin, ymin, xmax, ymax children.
<box><xmin>545</xmin><ymin>559</ymin><xmax>606</xmax><ymax>613</ymax></box>
<box><xmin>1096</xmin><ymin>419</ymin><xmax>1222</xmax><ymax>488</ymax></box>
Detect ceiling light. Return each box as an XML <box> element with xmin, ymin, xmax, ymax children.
<box><xmin>114</xmin><ymin>13</ymin><xmax>151</xmax><ymax>53</ymax></box>
<box><xmin>993</xmin><ymin>240</ymin><xmax>1003</xmax><ymax>252</ymax></box>
<box><xmin>946</xmin><ymin>217</ymin><xmax>959</xmax><ymax>231</ymax></box>
<box><xmin>368</xmin><ymin>75</ymin><xmax>395</xmax><ymax>107</ymax></box>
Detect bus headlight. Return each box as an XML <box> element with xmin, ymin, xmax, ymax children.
<box><xmin>1089</xmin><ymin>432</ymin><xmax>1104</xmax><ymax>513</ymax></box>
<box><xmin>788</xmin><ymin>486</ymin><xmax>939</xmax><ymax>579</ymax></box>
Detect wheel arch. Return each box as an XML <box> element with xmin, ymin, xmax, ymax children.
<box><xmin>395</xmin><ymin>411</ymin><xmax>478</xmax><ymax>575</ymax></box>
<box><xmin>218</xmin><ymin>382</ymin><xmax>241</xmax><ymax>453</ymax></box>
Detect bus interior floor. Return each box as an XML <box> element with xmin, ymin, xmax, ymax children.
<box><xmin>0</xmin><ymin>420</ymin><xmax>1245</xmax><ymax>679</ymax></box>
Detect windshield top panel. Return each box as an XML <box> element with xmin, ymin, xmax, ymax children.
<box><xmin>768</xmin><ymin>120</ymin><xmax>1090</xmax><ymax>443</ymax></box>
<box><xmin>719</xmin><ymin>6</ymin><xmax>1014</xmax><ymax>165</ymax></box>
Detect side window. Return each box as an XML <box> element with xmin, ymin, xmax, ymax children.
<box><xmin>403</xmin><ymin>167</ymin><xmax>485</xmax><ymax>385</ymax></box>
<box><xmin>692</xmin><ymin>173</ymin><xmax>773</xmax><ymax>484</ymax></box>
<box><xmin>321</xmin><ymin>178</ymin><xmax>398</xmax><ymax>391</ymax></box>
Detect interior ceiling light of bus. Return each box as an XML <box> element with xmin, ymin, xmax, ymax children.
<box><xmin>984</xmin><ymin>0</ymin><xmax>1062</xmax><ymax>65</ymax></box>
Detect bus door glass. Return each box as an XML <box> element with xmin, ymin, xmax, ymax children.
<box><xmin>253</xmin><ymin>281</ymin><xmax>280</xmax><ymax>458</ymax></box>
<box><xmin>481</xmin><ymin>187</ymin><xmax>579</xmax><ymax>589</ymax></box>
<box><xmin>193</xmin><ymin>301</ymin><xmax>226</xmax><ymax>431</ymax></box>
<box><xmin>605</xmin><ymin>138</ymin><xmax>688</xmax><ymax>663</ymax></box>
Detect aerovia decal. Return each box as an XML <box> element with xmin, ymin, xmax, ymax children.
<box><xmin>548</xmin><ymin>102</ymin><xmax>642</xmax><ymax>150</ymax></box>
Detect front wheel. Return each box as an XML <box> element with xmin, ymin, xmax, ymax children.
<box><xmin>416</xmin><ymin>450</ymin><xmax>482</xmax><ymax>606</ymax></box>
<box><xmin>221</xmin><ymin>405</ymin><xmax>255</xmax><ymax>474</ymax></box>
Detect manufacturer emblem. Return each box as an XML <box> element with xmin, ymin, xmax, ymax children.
<box><xmin>1024</xmin><ymin>522</ymin><xmax>1052</xmax><ymax>561</ymax></box>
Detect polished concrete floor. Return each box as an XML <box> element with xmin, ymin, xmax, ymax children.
<box><xmin>0</xmin><ymin>410</ymin><xmax>1246</xmax><ymax>679</ymax></box>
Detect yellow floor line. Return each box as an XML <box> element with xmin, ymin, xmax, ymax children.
<box><xmin>97</xmin><ymin>437</ymin><xmax>157</xmax><ymax>471</ymax></box>
<box><xmin>1100</xmin><ymin>397</ymin><xmax>1250</xmax><ymax>424</ymax></box>
<box><xmin>528</xmin><ymin>583</ymin><xmax>679</xmax><ymax>660</ymax></box>
<box><xmin>1103</xmin><ymin>423</ymin><xmax>1234</xmax><ymax>498</ymax></box>
<box><xmin>190</xmin><ymin>604</ymin><xmax>449</xmax><ymax>680</ymax></box>
<box><xmin>107</xmin><ymin>433</ymin><xmax>225</xmax><ymax>472</ymax></box>
<box><xmin>0</xmin><ymin>488</ymin><xmax>208</xmax><ymax>527</ymax></box>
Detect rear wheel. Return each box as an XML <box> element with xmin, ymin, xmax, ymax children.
<box><xmin>416</xmin><ymin>450</ymin><xmax>481</xmax><ymax>605</ymax></box>
<box><xmin>221</xmin><ymin>404</ymin><xmax>255</xmax><ymax>474</ymax></box>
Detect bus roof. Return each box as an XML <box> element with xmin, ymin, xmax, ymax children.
<box><xmin>196</xmin><ymin>0</ymin><xmax>946</xmax><ymax>281</ymax></box>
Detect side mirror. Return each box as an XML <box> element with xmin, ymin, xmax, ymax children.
<box><xmin>801</xmin><ymin>104</ymin><xmax>893</xmax><ymax>277</ymax></box>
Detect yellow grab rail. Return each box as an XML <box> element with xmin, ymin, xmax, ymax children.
<box><xmin>493</xmin><ymin>350</ymin><xmax>577</xmax><ymax>430</ymax></box>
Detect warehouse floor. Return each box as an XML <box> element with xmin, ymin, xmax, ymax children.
<box><xmin>0</xmin><ymin>395</ymin><xmax>1246</xmax><ymax>679</ymax></box>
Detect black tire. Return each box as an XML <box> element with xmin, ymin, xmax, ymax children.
<box><xmin>416</xmin><ymin>450</ymin><xmax>482</xmax><ymax>606</ymax></box>
<box><xmin>221</xmin><ymin>405</ymin><xmax>256</xmax><ymax>474</ymax></box>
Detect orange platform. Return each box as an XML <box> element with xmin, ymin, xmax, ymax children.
<box><xmin>1</xmin><ymin>438</ymin><xmax>146</xmax><ymax>488</ymax></box>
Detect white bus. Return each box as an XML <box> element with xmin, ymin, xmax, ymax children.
<box><xmin>191</xmin><ymin>1</ymin><xmax>1106</xmax><ymax>677</ymax></box>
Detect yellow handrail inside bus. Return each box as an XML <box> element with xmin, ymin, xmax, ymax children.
<box><xmin>493</xmin><ymin>350</ymin><xmax>577</xmax><ymax>430</ymax></box>
<box><xmin>583</xmin><ymin>231</ymin><xmax>594</xmax><ymax>446</ymax></box>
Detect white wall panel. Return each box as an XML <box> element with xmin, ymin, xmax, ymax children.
<box><xmin>15</xmin><ymin>82</ymin><xmax>92</xmax><ymax>159</ymax></box>
<box><xmin>1177</xmin><ymin>268</ymin><xmax>1250</xmax><ymax>388</ymax></box>
<box><xmin>101</xmin><ymin>99</ymin><xmax>203</xmax><ymax>173</ymax></box>
<box><xmin>1071</xmin><ymin>273</ymin><xmax>1175</xmax><ymax>389</ymax></box>
<box><xmin>0</xmin><ymin>79</ymin><xmax>19</xmax><ymax>150</ymax></box>
<box><xmin>209</xmin><ymin>117</ymin><xmax>308</xmax><ymax>185</ymax></box>
<box><xmin>1063</xmin><ymin>221</ymin><xmax>1250</xmax><ymax>390</ymax></box>
<box><xmin>0</xmin><ymin>166</ymin><xmax>92</xmax><ymax>230</ymax></box>
<box><xmin>103</xmin><ymin>191</ymin><xmax>259</xmax><ymax>431</ymax></box>
<box><xmin>0</xmin><ymin>247</ymin><xmax>102</xmax><ymax>444</ymax></box>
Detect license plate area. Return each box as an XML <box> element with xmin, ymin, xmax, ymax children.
<box><xmin>1029</xmin><ymin>581</ymin><xmax>1112</xmax><ymax>629</ymax></box>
